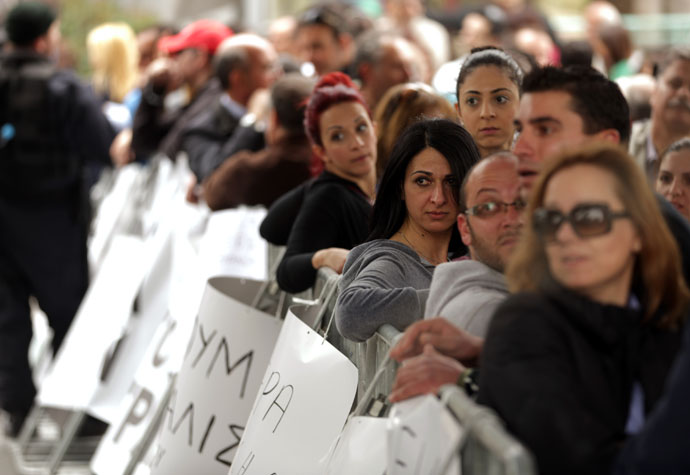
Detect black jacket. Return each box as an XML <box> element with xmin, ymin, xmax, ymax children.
<box><xmin>478</xmin><ymin>285</ymin><xmax>682</xmax><ymax>475</ymax></box>
<box><xmin>274</xmin><ymin>171</ymin><xmax>371</xmax><ymax>293</ymax></box>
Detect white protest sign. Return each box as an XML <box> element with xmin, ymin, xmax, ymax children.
<box><xmin>198</xmin><ymin>207</ymin><xmax>268</xmax><ymax>282</ymax></box>
<box><xmin>89</xmin><ymin>164</ymin><xmax>144</xmax><ymax>270</ymax></box>
<box><xmin>88</xmin><ymin>225</ymin><xmax>174</xmax><ymax>423</ymax></box>
<box><xmin>387</xmin><ymin>395</ymin><xmax>463</xmax><ymax>475</ymax></box>
<box><xmin>230</xmin><ymin>308</ymin><xmax>358</xmax><ymax>475</ymax></box>
<box><xmin>38</xmin><ymin>235</ymin><xmax>148</xmax><ymax>412</ymax></box>
<box><xmin>148</xmin><ymin>276</ymin><xmax>282</xmax><ymax>475</ymax></box>
<box><xmin>90</xmin><ymin>313</ymin><xmax>176</xmax><ymax>475</ymax></box>
<box><xmin>326</xmin><ymin>416</ymin><xmax>388</xmax><ymax>475</ymax></box>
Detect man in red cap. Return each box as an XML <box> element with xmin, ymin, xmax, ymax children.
<box><xmin>130</xmin><ymin>19</ymin><xmax>232</xmax><ymax>160</ymax></box>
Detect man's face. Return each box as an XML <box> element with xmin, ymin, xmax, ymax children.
<box><xmin>295</xmin><ymin>24</ymin><xmax>343</xmax><ymax>76</ymax></box>
<box><xmin>458</xmin><ymin>156</ymin><xmax>524</xmax><ymax>272</ymax></box>
<box><xmin>512</xmin><ymin>91</ymin><xmax>596</xmax><ymax>190</ymax></box>
<box><xmin>246</xmin><ymin>45</ymin><xmax>279</xmax><ymax>92</ymax></box>
<box><xmin>368</xmin><ymin>40</ymin><xmax>417</xmax><ymax>99</ymax></box>
<box><xmin>650</xmin><ymin>59</ymin><xmax>690</xmax><ymax>135</ymax></box>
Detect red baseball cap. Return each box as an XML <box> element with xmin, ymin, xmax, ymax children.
<box><xmin>158</xmin><ymin>19</ymin><xmax>233</xmax><ymax>55</ymax></box>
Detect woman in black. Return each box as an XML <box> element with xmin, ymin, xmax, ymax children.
<box><xmin>478</xmin><ymin>144</ymin><xmax>690</xmax><ymax>475</ymax></box>
<box><xmin>273</xmin><ymin>72</ymin><xmax>376</xmax><ymax>293</ymax></box>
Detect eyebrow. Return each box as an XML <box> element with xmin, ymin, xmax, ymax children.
<box><xmin>464</xmin><ymin>87</ymin><xmax>514</xmax><ymax>96</ymax></box>
<box><xmin>528</xmin><ymin>116</ymin><xmax>561</xmax><ymax>126</ymax></box>
<box><xmin>326</xmin><ymin>115</ymin><xmax>367</xmax><ymax>132</ymax></box>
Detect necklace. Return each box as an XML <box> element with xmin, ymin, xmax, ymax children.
<box><xmin>397</xmin><ymin>230</ymin><xmax>446</xmax><ymax>266</ymax></box>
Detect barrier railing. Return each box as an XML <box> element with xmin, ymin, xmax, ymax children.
<box><xmin>440</xmin><ymin>385</ymin><xmax>537</xmax><ymax>475</ymax></box>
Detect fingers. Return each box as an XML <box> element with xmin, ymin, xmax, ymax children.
<box><xmin>390</xmin><ymin>319</ymin><xmax>436</xmax><ymax>362</ymax></box>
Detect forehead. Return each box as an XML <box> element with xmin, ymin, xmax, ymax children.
<box><xmin>320</xmin><ymin>101</ymin><xmax>368</xmax><ymax>128</ymax></box>
<box><xmin>460</xmin><ymin>65</ymin><xmax>518</xmax><ymax>92</ymax></box>
<box><xmin>661</xmin><ymin>148</ymin><xmax>690</xmax><ymax>169</ymax></box>
<box><xmin>406</xmin><ymin>147</ymin><xmax>450</xmax><ymax>172</ymax></box>
<box><xmin>660</xmin><ymin>58</ymin><xmax>690</xmax><ymax>80</ymax></box>
<box><xmin>466</xmin><ymin>158</ymin><xmax>520</xmax><ymax>198</ymax></box>
<box><xmin>544</xmin><ymin>164</ymin><xmax>622</xmax><ymax>207</ymax></box>
<box><xmin>519</xmin><ymin>90</ymin><xmax>573</xmax><ymax>118</ymax></box>
<box><xmin>296</xmin><ymin>24</ymin><xmax>337</xmax><ymax>44</ymax></box>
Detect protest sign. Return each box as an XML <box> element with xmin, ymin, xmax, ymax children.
<box><xmin>146</xmin><ymin>277</ymin><xmax>282</xmax><ymax>475</ymax></box>
<box><xmin>326</xmin><ymin>416</ymin><xmax>388</xmax><ymax>475</ymax></box>
<box><xmin>230</xmin><ymin>308</ymin><xmax>358</xmax><ymax>475</ymax></box>
<box><xmin>198</xmin><ymin>207</ymin><xmax>268</xmax><ymax>282</ymax></box>
<box><xmin>38</xmin><ymin>235</ymin><xmax>148</xmax><ymax>412</ymax></box>
<box><xmin>387</xmin><ymin>395</ymin><xmax>463</xmax><ymax>475</ymax></box>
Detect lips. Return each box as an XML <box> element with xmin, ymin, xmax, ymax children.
<box><xmin>671</xmin><ymin>200</ymin><xmax>686</xmax><ymax>211</ymax></box>
<box><xmin>479</xmin><ymin>127</ymin><xmax>500</xmax><ymax>135</ymax></box>
<box><xmin>427</xmin><ymin>211</ymin><xmax>449</xmax><ymax>219</ymax></box>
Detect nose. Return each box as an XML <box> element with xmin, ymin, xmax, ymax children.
<box><xmin>512</xmin><ymin>130</ymin><xmax>532</xmax><ymax>159</ymax></box>
<box><xmin>351</xmin><ymin>133</ymin><xmax>365</xmax><ymax>149</ymax></box>
<box><xmin>553</xmin><ymin>218</ymin><xmax>578</xmax><ymax>244</ymax></box>
<box><xmin>480</xmin><ymin>100</ymin><xmax>496</xmax><ymax>118</ymax></box>
<box><xmin>430</xmin><ymin>182</ymin><xmax>447</xmax><ymax>205</ymax></box>
<box><xmin>670</xmin><ymin>177</ymin><xmax>683</xmax><ymax>197</ymax></box>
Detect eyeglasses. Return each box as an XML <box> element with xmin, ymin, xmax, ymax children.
<box><xmin>533</xmin><ymin>203</ymin><xmax>630</xmax><ymax>241</ymax></box>
<box><xmin>465</xmin><ymin>199</ymin><xmax>526</xmax><ymax>218</ymax></box>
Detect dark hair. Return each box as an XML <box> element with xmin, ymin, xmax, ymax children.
<box><xmin>296</xmin><ymin>3</ymin><xmax>348</xmax><ymax>39</ymax></box>
<box><xmin>455</xmin><ymin>46</ymin><xmax>523</xmax><ymax>102</ymax></box>
<box><xmin>597</xmin><ymin>23</ymin><xmax>633</xmax><ymax>67</ymax></box>
<box><xmin>369</xmin><ymin>119</ymin><xmax>480</xmax><ymax>253</ymax></box>
<box><xmin>522</xmin><ymin>65</ymin><xmax>631</xmax><ymax>146</ymax></box>
<box><xmin>5</xmin><ymin>1</ymin><xmax>56</xmax><ymax>47</ymax></box>
<box><xmin>560</xmin><ymin>40</ymin><xmax>593</xmax><ymax>68</ymax></box>
<box><xmin>353</xmin><ymin>30</ymin><xmax>390</xmax><ymax>79</ymax></box>
<box><xmin>661</xmin><ymin>137</ymin><xmax>690</xmax><ymax>161</ymax></box>
<box><xmin>270</xmin><ymin>74</ymin><xmax>315</xmax><ymax>135</ymax></box>
<box><xmin>213</xmin><ymin>47</ymin><xmax>249</xmax><ymax>89</ymax></box>
<box><xmin>303</xmin><ymin>72</ymin><xmax>371</xmax><ymax>147</ymax></box>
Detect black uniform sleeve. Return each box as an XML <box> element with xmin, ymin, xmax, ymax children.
<box><xmin>259</xmin><ymin>181</ymin><xmax>310</xmax><ymax>245</ymax></box>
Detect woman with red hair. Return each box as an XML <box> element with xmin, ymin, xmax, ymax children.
<box><xmin>274</xmin><ymin>72</ymin><xmax>377</xmax><ymax>293</ymax></box>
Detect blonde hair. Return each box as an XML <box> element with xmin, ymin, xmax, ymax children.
<box><xmin>87</xmin><ymin>22</ymin><xmax>139</xmax><ymax>103</ymax></box>
<box><xmin>507</xmin><ymin>143</ymin><xmax>689</xmax><ymax>327</ymax></box>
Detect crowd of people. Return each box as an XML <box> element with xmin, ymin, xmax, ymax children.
<box><xmin>2</xmin><ymin>0</ymin><xmax>690</xmax><ymax>473</ymax></box>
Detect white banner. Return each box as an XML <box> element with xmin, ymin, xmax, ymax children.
<box><xmin>198</xmin><ymin>207</ymin><xmax>268</xmax><ymax>282</ymax></box>
<box><xmin>38</xmin><ymin>235</ymin><xmax>148</xmax><ymax>412</ymax></box>
<box><xmin>326</xmin><ymin>416</ymin><xmax>388</xmax><ymax>475</ymax></box>
<box><xmin>387</xmin><ymin>395</ymin><xmax>463</xmax><ymax>475</ymax></box>
<box><xmin>147</xmin><ymin>277</ymin><xmax>282</xmax><ymax>475</ymax></box>
<box><xmin>230</xmin><ymin>309</ymin><xmax>358</xmax><ymax>475</ymax></box>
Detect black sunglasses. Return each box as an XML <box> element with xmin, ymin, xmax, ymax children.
<box><xmin>465</xmin><ymin>199</ymin><xmax>527</xmax><ymax>219</ymax></box>
<box><xmin>533</xmin><ymin>203</ymin><xmax>630</xmax><ymax>241</ymax></box>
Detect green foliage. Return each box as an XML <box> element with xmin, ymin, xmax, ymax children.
<box><xmin>59</xmin><ymin>0</ymin><xmax>159</xmax><ymax>76</ymax></box>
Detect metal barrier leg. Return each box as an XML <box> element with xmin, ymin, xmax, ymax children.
<box><xmin>46</xmin><ymin>410</ymin><xmax>86</xmax><ymax>475</ymax></box>
<box><xmin>17</xmin><ymin>405</ymin><xmax>42</xmax><ymax>452</ymax></box>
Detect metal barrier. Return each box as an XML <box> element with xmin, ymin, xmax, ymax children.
<box><xmin>440</xmin><ymin>385</ymin><xmax>537</xmax><ymax>475</ymax></box>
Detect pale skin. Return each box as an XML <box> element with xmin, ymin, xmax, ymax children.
<box><xmin>390</xmin><ymin>148</ymin><xmax>459</xmax><ymax>266</ymax></box>
<box><xmin>311</xmin><ymin>101</ymin><xmax>377</xmax><ymax>273</ymax></box>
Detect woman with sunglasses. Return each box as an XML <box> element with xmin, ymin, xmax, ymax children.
<box><xmin>335</xmin><ymin>119</ymin><xmax>479</xmax><ymax>342</ymax></box>
<box><xmin>274</xmin><ymin>72</ymin><xmax>377</xmax><ymax>293</ymax></box>
<box><xmin>478</xmin><ymin>144</ymin><xmax>689</xmax><ymax>475</ymax></box>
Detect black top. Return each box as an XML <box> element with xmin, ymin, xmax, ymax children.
<box><xmin>478</xmin><ymin>284</ymin><xmax>682</xmax><ymax>475</ymax></box>
<box><xmin>274</xmin><ymin>171</ymin><xmax>372</xmax><ymax>293</ymax></box>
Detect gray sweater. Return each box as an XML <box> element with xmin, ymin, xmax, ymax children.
<box><xmin>335</xmin><ymin>239</ymin><xmax>434</xmax><ymax>342</ymax></box>
<box><xmin>424</xmin><ymin>259</ymin><xmax>508</xmax><ymax>338</ymax></box>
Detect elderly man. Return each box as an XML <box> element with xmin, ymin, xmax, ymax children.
<box><xmin>629</xmin><ymin>48</ymin><xmax>690</xmax><ymax>182</ymax></box>
<box><xmin>354</xmin><ymin>31</ymin><xmax>419</xmax><ymax>110</ymax></box>
<box><xmin>0</xmin><ymin>2</ymin><xmax>115</xmax><ymax>436</ymax></box>
<box><xmin>180</xmin><ymin>33</ymin><xmax>279</xmax><ymax>182</ymax></box>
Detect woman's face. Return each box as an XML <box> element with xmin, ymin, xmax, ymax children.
<box><xmin>541</xmin><ymin>164</ymin><xmax>641</xmax><ymax>306</ymax></box>
<box><xmin>656</xmin><ymin>148</ymin><xmax>690</xmax><ymax>221</ymax></box>
<box><xmin>316</xmin><ymin>101</ymin><xmax>377</xmax><ymax>181</ymax></box>
<box><xmin>457</xmin><ymin>65</ymin><xmax>520</xmax><ymax>157</ymax></box>
<box><xmin>402</xmin><ymin>147</ymin><xmax>460</xmax><ymax>236</ymax></box>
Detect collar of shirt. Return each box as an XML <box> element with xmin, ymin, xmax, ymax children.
<box><xmin>220</xmin><ymin>93</ymin><xmax>247</xmax><ymax>120</ymax></box>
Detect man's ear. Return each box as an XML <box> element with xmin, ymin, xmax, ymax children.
<box><xmin>455</xmin><ymin>102</ymin><xmax>463</xmax><ymax>125</ymax></box>
<box><xmin>457</xmin><ymin>213</ymin><xmax>472</xmax><ymax>247</ymax></box>
<box><xmin>595</xmin><ymin>128</ymin><xmax>621</xmax><ymax>145</ymax></box>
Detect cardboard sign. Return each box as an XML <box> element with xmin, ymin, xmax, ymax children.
<box><xmin>38</xmin><ymin>235</ymin><xmax>148</xmax><ymax>412</ymax></box>
<box><xmin>147</xmin><ymin>277</ymin><xmax>282</xmax><ymax>475</ymax></box>
<box><xmin>230</xmin><ymin>309</ymin><xmax>358</xmax><ymax>475</ymax></box>
<box><xmin>198</xmin><ymin>207</ymin><xmax>268</xmax><ymax>282</ymax></box>
<box><xmin>387</xmin><ymin>395</ymin><xmax>463</xmax><ymax>475</ymax></box>
<box><xmin>326</xmin><ymin>416</ymin><xmax>388</xmax><ymax>475</ymax></box>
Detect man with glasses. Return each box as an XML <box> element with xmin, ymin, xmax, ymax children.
<box><xmin>389</xmin><ymin>152</ymin><xmax>522</xmax><ymax>402</ymax></box>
